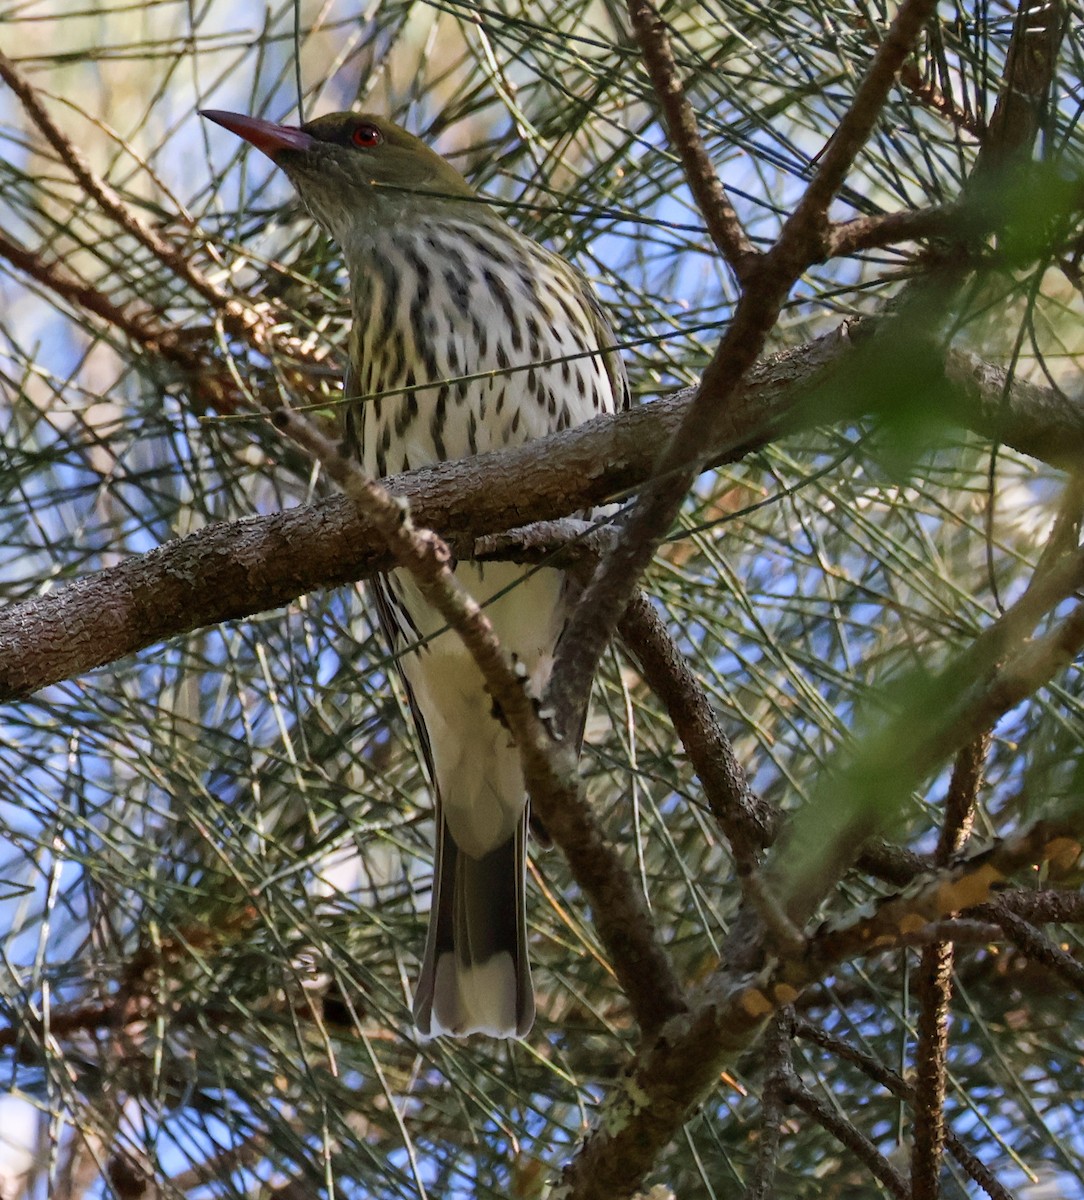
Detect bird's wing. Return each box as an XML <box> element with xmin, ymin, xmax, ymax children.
<box><xmin>343</xmin><ymin>353</ymin><xmax>440</xmax><ymax>791</ymax></box>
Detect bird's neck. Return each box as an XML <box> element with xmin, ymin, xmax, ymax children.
<box><xmin>341</xmin><ymin>206</ymin><xmax>518</xmax><ymax>307</ymax></box>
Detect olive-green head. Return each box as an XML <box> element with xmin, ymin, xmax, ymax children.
<box><xmin>201</xmin><ymin>110</ymin><xmax>478</xmax><ymax>248</ymax></box>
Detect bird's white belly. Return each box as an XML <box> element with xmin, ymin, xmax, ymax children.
<box><xmin>392</xmin><ymin>560</ymin><xmax>565</xmax><ymax>858</ymax></box>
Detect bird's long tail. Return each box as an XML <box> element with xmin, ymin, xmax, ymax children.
<box><xmin>413</xmin><ymin>806</ymin><xmax>534</xmax><ymax>1038</ymax></box>
<box><xmin>376</xmin><ymin>561</ymin><xmax>562</xmax><ymax>1038</ymax></box>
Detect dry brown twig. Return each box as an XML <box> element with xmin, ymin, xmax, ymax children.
<box><xmin>0</xmin><ymin>50</ymin><xmax>258</xmax><ymax>339</ymax></box>
<box><xmin>911</xmin><ymin>734</ymin><xmax>986</xmax><ymax>1200</ymax></box>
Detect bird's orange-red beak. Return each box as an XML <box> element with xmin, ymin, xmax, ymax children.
<box><xmin>200</xmin><ymin>110</ymin><xmax>314</xmax><ymax>159</ymax></box>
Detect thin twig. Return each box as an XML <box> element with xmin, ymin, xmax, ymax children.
<box><xmin>780</xmin><ymin>1067</ymin><xmax>910</xmax><ymax>1199</ymax></box>
<box><xmin>774</xmin><ymin>0</ymin><xmax>941</xmax><ymax>265</ymax></box>
<box><xmin>989</xmin><ymin>901</ymin><xmax>1084</xmax><ymax>994</ymax></box>
<box><xmin>0</xmin><ymin>50</ymin><xmax>264</xmax><ymax>342</ymax></box>
<box><xmin>743</xmin><ymin>1013</ymin><xmax>793</xmax><ymax>1200</ymax></box>
<box><xmin>913</xmin><ymin>735</ymin><xmax>987</xmax><ymax>1197</ymax></box>
<box><xmin>618</xmin><ymin>592</ymin><xmax>778</xmax><ymax>864</ymax></box>
<box><xmin>625</xmin><ymin>0</ymin><xmax>757</xmax><ymax>280</ymax></box>
<box><xmin>0</xmin><ymin>229</ymin><xmax>244</xmax><ymax>410</ymax></box>
<box><xmin>899</xmin><ymin>60</ymin><xmax>984</xmax><ymax>138</ymax></box>
<box><xmin>794</xmin><ymin>1020</ymin><xmax>1015</xmax><ymax>1200</ymax></box>
<box><xmin>475</xmin><ymin>523</ymin><xmax>778</xmax><ymax>865</ymax></box>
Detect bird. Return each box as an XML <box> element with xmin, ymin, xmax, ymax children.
<box><xmin>201</xmin><ymin>107</ymin><xmax>628</xmax><ymax>1038</ymax></box>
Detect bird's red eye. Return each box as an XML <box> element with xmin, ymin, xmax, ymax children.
<box><xmin>351</xmin><ymin>123</ymin><xmax>382</xmax><ymax>148</ymax></box>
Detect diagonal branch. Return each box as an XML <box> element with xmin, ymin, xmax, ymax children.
<box><xmin>795</xmin><ymin>1020</ymin><xmax>1015</xmax><ymax>1200</ymax></box>
<box><xmin>625</xmin><ymin>0</ymin><xmax>758</xmax><ymax>280</ymax></box>
<box><xmin>475</xmin><ymin>522</ymin><xmax>778</xmax><ymax>868</ymax></box>
<box><xmin>549</xmin><ymin>0</ymin><xmax>942</xmax><ymax>750</ymax></box>
<box><xmin>780</xmin><ymin>1067</ymin><xmax>910</xmax><ymax>1199</ymax></box>
<box><xmin>618</xmin><ymin>592</ymin><xmax>777</xmax><ymax>865</ymax></box>
<box><xmin>774</xmin><ymin>0</ymin><xmax>940</xmax><ymax>263</ymax></box>
<box><xmin>0</xmin><ymin>50</ymin><xmax>261</xmax><ymax>340</ymax></box>
<box><xmin>972</xmin><ymin>0</ymin><xmax>1067</xmax><ymax>179</ymax></box>
<box><xmin>989</xmin><ymin>900</ymin><xmax>1084</xmax><ymax>994</ymax></box>
<box><xmin>0</xmin><ymin>229</ymin><xmax>247</xmax><ymax>411</ymax></box>
<box><xmin>556</xmin><ymin>820</ymin><xmax>1082</xmax><ymax>1200</ymax></box>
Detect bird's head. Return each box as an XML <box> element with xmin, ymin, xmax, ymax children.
<box><xmin>200</xmin><ymin>110</ymin><xmax>477</xmax><ymax>249</ymax></box>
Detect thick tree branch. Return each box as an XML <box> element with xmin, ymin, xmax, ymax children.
<box><xmin>982</xmin><ymin>888</ymin><xmax>1084</xmax><ymax>927</ymax></box>
<box><xmin>828</xmin><ymin>201</ymin><xmax>967</xmax><ymax>258</ymax></box>
<box><xmin>3</xmin><ymin>326</ymin><xmax>1082</xmax><ymax>701</ymax></box>
<box><xmin>855</xmin><ymin>840</ymin><xmax>930</xmax><ymax>887</ymax></box>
